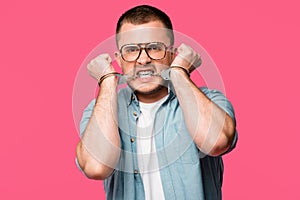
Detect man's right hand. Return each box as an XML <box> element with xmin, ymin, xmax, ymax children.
<box><xmin>87</xmin><ymin>53</ymin><xmax>115</xmax><ymax>82</ymax></box>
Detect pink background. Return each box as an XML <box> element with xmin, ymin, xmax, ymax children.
<box><xmin>1</xmin><ymin>0</ymin><xmax>299</xmax><ymax>199</ymax></box>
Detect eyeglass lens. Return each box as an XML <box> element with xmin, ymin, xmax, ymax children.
<box><xmin>121</xmin><ymin>42</ymin><xmax>166</xmax><ymax>62</ymax></box>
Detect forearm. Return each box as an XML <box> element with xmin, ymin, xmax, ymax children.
<box><xmin>76</xmin><ymin>76</ymin><xmax>120</xmax><ymax>179</ymax></box>
<box><xmin>170</xmin><ymin>69</ymin><xmax>235</xmax><ymax>156</ymax></box>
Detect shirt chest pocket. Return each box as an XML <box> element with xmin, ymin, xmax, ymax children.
<box><xmin>162</xmin><ymin>118</ymin><xmax>200</xmax><ymax>165</ymax></box>
<box><xmin>167</xmin><ymin>126</ymin><xmax>199</xmax><ymax>164</ymax></box>
<box><xmin>176</xmin><ymin>142</ymin><xmax>199</xmax><ymax>164</ymax></box>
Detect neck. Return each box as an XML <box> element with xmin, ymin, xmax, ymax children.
<box><xmin>135</xmin><ymin>86</ymin><xmax>168</xmax><ymax>103</ymax></box>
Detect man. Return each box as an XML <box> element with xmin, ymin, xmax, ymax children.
<box><xmin>76</xmin><ymin>5</ymin><xmax>237</xmax><ymax>200</ymax></box>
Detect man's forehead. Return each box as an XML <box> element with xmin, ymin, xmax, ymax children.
<box><xmin>117</xmin><ymin>25</ymin><xmax>172</xmax><ymax>47</ymax></box>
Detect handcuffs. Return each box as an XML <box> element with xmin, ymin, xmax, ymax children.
<box><xmin>98</xmin><ymin>66</ymin><xmax>189</xmax><ymax>86</ymax></box>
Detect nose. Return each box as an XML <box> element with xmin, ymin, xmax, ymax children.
<box><xmin>136</xmin><ymin>48</ymin><xmax>151</xmax><ymax>65</ymax></box>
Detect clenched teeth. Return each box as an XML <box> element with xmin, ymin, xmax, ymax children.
<box><xmin>137</xmin><ymin>70</ymin><xmax>154</xmax><ymax>78</ymax></box>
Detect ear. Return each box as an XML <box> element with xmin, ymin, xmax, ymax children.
<box><xmin>170</xmin><ymin>47</ymin><xmax>177</xmax><ymax>60</ymax></box>
<box><xmin>114</xmin><ymin>51</ymin><xmax>122</xmax><ymax>67</ymax></box>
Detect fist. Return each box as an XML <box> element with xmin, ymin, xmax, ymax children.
<box><xmin>171</xmin><ymin>43</ymin><xmax>202</xmax><ymax>73</ymax></box>
<box><xmin>87</xmin><ymin>53</ymin><xmax>115</xmax><ymax>82</ymax></box>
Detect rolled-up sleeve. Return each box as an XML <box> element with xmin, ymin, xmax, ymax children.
<box><xmin>76</xmin><ymin>99</ymin><xmax>96</xmax><ymax>173</ymax></box>
<box><xmin>200</xmin><ymin>87</ymin><xmax>238</xmax><ymax>154</ymax></box>
<box><xmin>79</xmin><ymin>99</ymin><xmax>96</xmax><ymax>137</ymax></box>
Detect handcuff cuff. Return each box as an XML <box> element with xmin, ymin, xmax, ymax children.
<box><xmin>161</xmin><ymin>65</ymin><xmax>190</xmax><ymax>80</ymax></box>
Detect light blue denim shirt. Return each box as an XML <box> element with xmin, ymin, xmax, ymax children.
<box><xmin>79</xmin><ymin>86</ymin><xmax>237</xmax><ymax>200</ymax></box>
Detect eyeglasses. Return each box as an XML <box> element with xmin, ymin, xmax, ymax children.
<box><xmin>119</xmin><ymin>42</ymin><xmax>169</xmax><ymax>62</ymax></box>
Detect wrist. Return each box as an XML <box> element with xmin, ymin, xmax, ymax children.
<box><xmin>170</xmin><ymin>65</ymin><xmax>190</xmax><ymax>78</ymax></box>
<box><xmin>98</xmin><ymin>72</ymin><xmax>120</xmax><ymax>86</ymax></box>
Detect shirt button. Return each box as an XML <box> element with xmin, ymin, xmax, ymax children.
<box><xmin>134</xmin><ymin>170</ymin><xmax>139</xmax><ymax>174</ymax></box>
<box><xmin>133</xmin><ymin>111</ymin><xmax>138</xmax><ymax>116</ymax></box>
<box><xmin>130</xmin><ymin>138</ymin><xmax>135</xmax><ymax>143</ymax></box>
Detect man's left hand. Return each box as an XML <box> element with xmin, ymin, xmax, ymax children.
<box><xmin>171</xmin><ymin>43</ymin><xmax>202</xmax><ymax>73</ymax></box>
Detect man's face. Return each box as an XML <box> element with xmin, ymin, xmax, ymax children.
<box><xmin>116</xmin><ymin>21</ymin><xmax>175</xmax><ymax>96</ymax></box>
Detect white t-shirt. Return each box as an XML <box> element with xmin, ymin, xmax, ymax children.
<box><xmin>137</xmin><ymin>96</ymin><xmax>167</xmax><ymax>200</ymax></box>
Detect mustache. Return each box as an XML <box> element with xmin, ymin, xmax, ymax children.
<box><xmin>134</xmin><ymin>64</ymin><xmax>156</xmax><ymax>71</ymax></box>
<box><xmin>118</xmin><ymin>63</ymin><xmax>170</xmax><ymax>84</ymax></box>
